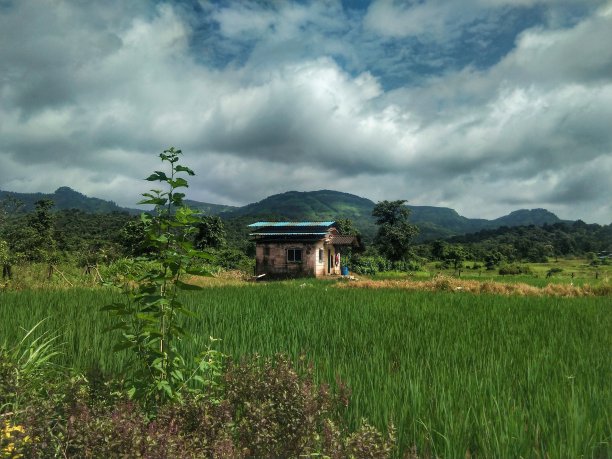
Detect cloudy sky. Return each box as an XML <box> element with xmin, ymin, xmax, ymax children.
<box><xmin>1</xmin><ymin>0</ymin><xmax>611</xmax><ymax>223</ymax></box>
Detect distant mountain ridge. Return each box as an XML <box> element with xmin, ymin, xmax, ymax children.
<box><xmin>0</xmin><ymin>187</ymin><xmax>565</xmax><ymax>241</ymax></box>
<box><xmin>0</xmin><ymin>187</ymin><xmax>142</xmax><ymax>215</ymax></box>
<box><xmin>184</xmin><ymin>199</ymin><xmax>239</xmax><ymax>215</ymax></box>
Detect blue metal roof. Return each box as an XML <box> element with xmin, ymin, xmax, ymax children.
<box><xmin>248</xmin><ymin>221</ymin><xmax>335</xmax><ymax>228</ymax></box>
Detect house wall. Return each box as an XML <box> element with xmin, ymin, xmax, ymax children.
<box><xmin>255</xmin><ymin>241</ymin><xmax>316</xmax><ymax>278</ymax></box>
<box><xmin>255</xmin><ymin>241</ymin><xmax>340</xmax><ymax>278</ymax></box>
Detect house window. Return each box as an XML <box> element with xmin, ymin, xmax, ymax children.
<box><xmin>264</xmin><ymin>246</ymin><xmax>270</xmax><ymax>256</ymax></box>
<box><xmin>318</xmin><ymin>249</ymin><xmax>323</xmax><ymax>263</ymax></box>
<box><xmin>287</xmin><ymin>248</ymin><xmax>302</xmax><ymax>263</ymax></box>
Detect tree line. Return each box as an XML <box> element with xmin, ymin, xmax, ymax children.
<box><xmin>2</xmin><ymin>192</ymin><xmax>610</xmax><ymax>281</ymax></box>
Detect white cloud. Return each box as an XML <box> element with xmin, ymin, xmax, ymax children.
<box><xmin>0</xmin><ymin>0</ymin><xmax>611</xmax><ymax>224</ymax></box>
<box><xmin>363</xmin><ymin>0</ymin><xmax>607</xmax><ymax>41</ymax></box>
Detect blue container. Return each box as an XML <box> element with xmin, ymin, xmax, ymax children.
<box><xmin>341</xmin><ymin>266</ymin><xmax>349</xmax><ymax>276</ymax></box>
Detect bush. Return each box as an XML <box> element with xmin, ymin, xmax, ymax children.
<box><xmin>99</xmin><ymin>257</ymin><xmax>159</xmax><ymax>284</ymax></box>
<box><xmin>351</xmin><ymin>256</ymin><xmax>422</xmax><ymax>275</ymax></box>
<box><xmin>350</xmin><ymin>255</ymin><xmax>391</xmax><ymax>275</ymax></box>
<box><xmin>498</xmin><ymin>264</ymin><xmax>532</xmax><ymax>275</ymax></box>
<box><xmin>390</xmin><ymin>260</ymin><xmax>421</xmax><ymax>272</ymax></box>
<box><xmin>210</xmin><ymin>247</ymin><xmax>254</xmax><ymax>272</ymax></box>
<box><xmin>434</xmin><ymin>261</ymin><xmax>450</xmax><ymax>270</ymax></box>
<box><xmin>3</xmin><ymin>353</ymin><xmax>396</xmax><ymax>458</ymax></box>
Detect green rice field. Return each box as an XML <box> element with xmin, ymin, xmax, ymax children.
<box><xmin>1</xmin><ymin>283</ymin><xmax>610</xmax><ymax>458</ymax></box>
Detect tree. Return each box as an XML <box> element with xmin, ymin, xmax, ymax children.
<box><xmin>430</xmin><ymin>240</ymin><xmax>448</xmax><ymax>260</ymax></box>
<box><xmin>27</xmin><ymin>199</ymin><xmax>57</xmax><ymax>263</ymax></box>
<box><xmin>118</xmin><ymin>219</ymin><xmax>148</xmax><ymax>256</ymax></box>
<box><xmin>0</xmin><ymin>239</ymin><xmax>10</xmax><ymax>279</ymax></box>
<box><xmin>444</xmin><ymin>245</ymin><xmax>467</xmax><ymax>271</ymax></box>
<box><xmin>335</xmin><ymin>218</ymin><xmax>358</xmax><ymax>236</ymax></box>
<box><xmin>3</xmin><ymin>199</ymin><xmax>57</xmax><ymax>264</ymax></box>
<box><xmin>335</xmin><ymin>218</ymin><xmax>365</xmax><ymax>253</ymax></box>
<box><xmin>194</xmin><ymin>215</ymin><xmax>226</xmax><ymax>249</ymax></box>
<box><xmin>0</xmin><ymin>197</ymin><xmax>23</xmax><ymax>279</ymax></box>
<box><xmin>372</xmin><ymin>200</ymin><xmax>419</xmax><ymax>262</ymax></box>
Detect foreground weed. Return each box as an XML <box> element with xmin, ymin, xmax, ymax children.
<box><xmin>0</xmin><ymin>319</ymin><xmax>61</xmax><ymax>415</ymax></box>
<box><xmin>102</xmin><ymin>147</ymin><xmax>221</xmax><ymax>407</ymax></box>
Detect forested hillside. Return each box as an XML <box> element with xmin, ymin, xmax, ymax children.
<box><xmin>0</xmin><ymin>187</ymin><xmax>140</xmax><ymax>214</ymax></box>
<box><xmin>1</xmin><ymin>187</ymin><xmax>576</xmax><ymax>243</ymax></box>
<box><xmin>438</xmin><ymin>221</ymin><xmax>612</xmax><ymax>262</ymax></box>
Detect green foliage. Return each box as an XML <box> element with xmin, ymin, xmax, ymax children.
<box><xmin>484</xmin><ymin>250</ymin><xmax>505</xmax><ymax>270</ymax></box>
<box><xmin>372</xmin><ymin>200</ymin><xmax>419</xmax><ymax>262</ymax></box>
<box><xmin>100</xmin><ymin>258</ymin><xmax>159</xmax><ymax>285</ymax></box>
<box><xmin>117</xmin><ymin>219</ymin><xmax>148</xmax><ymax>256</ymax></box>
<box><xmin>53</xmin><ymin>208</ymin><xmax>132</xmax><ymax>260</ymax></box>
<box><xmin>350</xmin><ymin>255</ymin><xmax>391</xmax><ymax>275</ymax></box>
<box><xmin>194</xmin><ymin>215</ymin><xmax>226</xmax><ymax>249</ymax></box>
<box><xmin>209</xmin><ymin>247</ymin><xmax>254</xmax><ymax>272</ymax></box>
<box><xmin>546</xmin><ymin>267</ymin><xmax>563</xmax><ymax>277</ymax></box>
<box><xmin>446</xmin><ymin>221</ymin><xmax>612</xmax><ymax>262</ymax></box>
<box><xmin>0</xmin><ymin>320</ymin><xmax>61</xmax><ymax>414</ymax></box>
<box><xmin>8</xmin><ymin>199</ymin><xmax>58</xmax><ymax>263</ymax></box>
<box><xmin>102</xmin><ymin>147</ymin><xmax>217</xmax><ymax>406</ymax></box>
<box><xmin>335</xmin><ymin>218</ymin><xmax>359</xmax><ymax>236</ymax></box>
<box><xmin>351</xmin><ymin>255</ymin><xmax>421</xmax><ymax>275</ymax></box>
<box><xmin>429</xmin><ymin>242</ymin><xmax>469</xmax><ymax>270</ymax></box>
<box><xmin>430</xmin><ymin>240</ymin><xmax>447</xmax><ymax>260</ymax></box>
<box><xmin>2</xmin><ymin>353</ymin><xmax>394</xmax><ymax>458</ymax></box>
<box><xmin>0</xmin><ymin>239</ymin><xmax>9</xmax><ymax>265</ymax></box>
<box><xmin>498</xmin><ymin>264</ymin><xmax>533</xmax><ymax>275</ymax></box>
<box><xmin>444</xmin><ymin>245</ymin><xmax>468</xmax><ymax>270</ymax></box>
<box><xmin>390</xmin><ymin>259</ymin><xmax>422</xmax><ymax>272</ymax></box>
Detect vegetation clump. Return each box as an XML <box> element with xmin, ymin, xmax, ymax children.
<box><xmin>0</xmin><ymin>348</ymin><xmax>395</xmax><ymax>458</ymax></box>
<box><xmin>498</xmin><ymin>264</ymin><xmax>532</xmax><ymax>275</ymax></box>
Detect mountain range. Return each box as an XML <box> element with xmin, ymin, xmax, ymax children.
<box><xmin>1</xmin><ymin>187</ymin><xmax>565</xmax><ymax>242</ymax></box>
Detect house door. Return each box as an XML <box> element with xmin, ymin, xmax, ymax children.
<box><xmin>327</xmin><ymin>249</ymin><xmax>332</xmax><ymax>274</ymax></box>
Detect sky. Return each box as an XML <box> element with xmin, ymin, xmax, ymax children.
<box><xmin>1</xmin><ymin>0</ymin><xmax>611</xmax><ymax>223</ymax></box>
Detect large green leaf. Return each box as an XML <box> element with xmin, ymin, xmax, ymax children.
<box><xmin>175</xmin><ymin>165</ymin><xmax>195</xmax><ymax>176</ymax></box>
<box><xmin>168</xmin><ymin>177</ymin><xmax>189</xmax><ymax>188</ymax></box>
<box><xmin>138</xmin><ymin>197</ymin><xmax>166</xmax><ymax>206</ymax></box>
<box><xmin>146</xmin><ymin>171</ymin><xmax>169</xmax><ymax>182</ymax></box>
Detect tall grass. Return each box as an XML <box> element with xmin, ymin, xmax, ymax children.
<box><xmin>1</xmin><ymin>284</ymin><xmax>610</xmax><ymax>458</ymax></box>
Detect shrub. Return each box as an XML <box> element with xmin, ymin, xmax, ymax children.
<box><xmin>498</xmin><ymin>264</ymin><xmax>532</xmax><ymax>275</ymax></box>
<box><xmin>546</xmin><ymin>267</ymin><xmax>563</xmax><ymax>277</ymax></box>
<box><xmin>209</xmin><ymin>247</ymin><xmax>254</xmax><ymax>272</ymax></box>
<box><xmin>9</xmin><ymin>354</ymin><xmax>395</xmax><ymax>458</ymax></box>
<box><xmin>390</xmin><ymin>260</ymin><xmax>421</xmax><ymax>272</ymax></box>
<box><xmin>351</xmin><ymin>255</ymin><xmax>390</xmax><ymax>275</ymax></box>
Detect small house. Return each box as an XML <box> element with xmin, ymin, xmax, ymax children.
<box><xmin>249</xmin><ymin>221</ymin><xmax>358</xmax><ymax>278</ymax></box>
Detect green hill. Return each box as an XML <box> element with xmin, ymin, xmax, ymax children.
<box><xmin>208</xmin><ymin>190</ymin><xmax>563</xmax><ymax>242</ymax></box>
<box><xmin>183</xmin><ymin>199</ymin><xmax>238</xmax><ymax>215</ymax></box>
<box><xmin>488</xmin><ymin>208</ymin><xmax>562</xmax><ymax>228</ymax></box>
<box><xmin>1</xmin><ymin>186</ymin><xmax>565</xmax><ymax>242</ymax></box>
<box><xmin>222</xmin><ymin>190</ymin><xmax>378</xmax><ymax>238</ymax></box>
<box><xmin>0</xmin><ymin>187</ymin><xmax>141</xmax><ymax>214</ymax></box>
